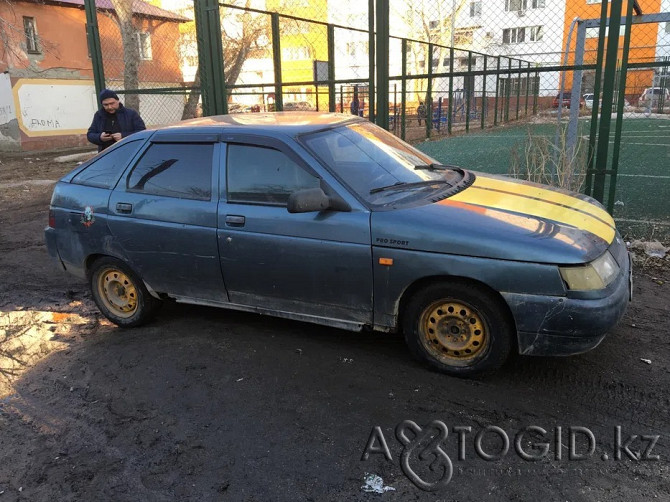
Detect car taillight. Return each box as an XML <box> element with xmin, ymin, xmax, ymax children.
<box><xmin>48</xmin><ymin>209</ymin><xmax>55</xmax><ymax>228</ymax></box>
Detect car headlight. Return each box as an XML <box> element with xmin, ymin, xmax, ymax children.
<box><xmin>559</xmin><ymin>251</ymin><xmax>619</xmax><ymax>291</ymax></box>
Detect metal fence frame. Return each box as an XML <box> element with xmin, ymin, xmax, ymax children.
<box><xmin>83</xmin><ymin>0</ymin><xmax>670</xmax><ymax>214</ymax></box>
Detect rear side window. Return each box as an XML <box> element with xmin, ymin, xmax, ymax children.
<box><xmin>226</xmin><ymin>144</ymin><xmax>320</xmax><ymax>204</ymax></box>
<box><xmin>127</xmin><ymin>142</ymin><xmax>213</xmax><ymax>201</ymax></box>
<box><xmin>72</xmin><ymin>140</ymin><xmax>142</xmax><ymax>189</ymax></box>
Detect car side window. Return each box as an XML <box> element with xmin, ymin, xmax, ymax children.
<box><xmin>72</xmin><ymin>140</ymin><xmax>143</xmax><ymax>189</ymax></box>
<box><xmin>127</xmin><ymin>142</ymin><xmax>213</xmax><ymax>201</ymax></box>
<box><xmin>226</xmin><ymin>144</ymin><xmax>320</xmax><ymax>205</ymax></box>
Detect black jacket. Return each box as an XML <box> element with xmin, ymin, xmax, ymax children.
<box><xmin>86</xmin><ymin>104</ymin><xmax>146</xmax><ymax>151</ymax></box>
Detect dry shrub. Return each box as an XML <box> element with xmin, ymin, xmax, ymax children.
<box><xmin>509</xmin><ymin>126</ymin><xmax>588</xmax><ymax>192</ymax></box>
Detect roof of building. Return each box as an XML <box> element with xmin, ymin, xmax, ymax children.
<box><xmin>44</xmin><ymin>0</ymin><xmax>190</xmax><ymax>23</ymax></box>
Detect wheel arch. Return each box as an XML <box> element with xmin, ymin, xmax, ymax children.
<box><xmin>397</xmin><ymin>275</ymin><xmax>518</xmax><ymax>349</ymax></box>
<box><xmin>84</xmin><ymin>254</ymin><xmax>160</xmax><ymax>299</ymax></box>
<box><xmin>84</xmin><ymin>253</ymin><xmax>109</xmax><ymax>277</ymax></box>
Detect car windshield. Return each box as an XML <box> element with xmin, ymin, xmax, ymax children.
<box><xmin>300</xmin><ymin>121</ymin><xmax>468</xmax><ymax>206</ymax></box>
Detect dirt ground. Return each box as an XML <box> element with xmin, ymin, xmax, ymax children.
<box><xmin>0</xmin><ymin>149</ymin><xmax>669</xmax><ymax>501</ymax></box>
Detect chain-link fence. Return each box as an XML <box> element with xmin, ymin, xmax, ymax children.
<box><xmin>93</xmin><ymin>0</ymin><xmax>197</xmax><ymax>126</ymax></box>
<box><xmin>87</xmin><ymin>0</ymin><xmax>670</xmax><ymax>240</ymax></box>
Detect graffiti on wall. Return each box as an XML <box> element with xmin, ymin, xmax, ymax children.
<box><xmin>13</xmin><ymin>79</ymin><xmax>98</xmax><ymax>136</ymax></box>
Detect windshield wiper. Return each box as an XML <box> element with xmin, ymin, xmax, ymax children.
<box><xmin>414</xmin><ymin>163</ymin><xmax>462</xmax><ymax>171</ymax></box>
<box><xmin>370</xmin><ymin>180</ymin><xmax>452</xmax><ymax>194</ymax></box>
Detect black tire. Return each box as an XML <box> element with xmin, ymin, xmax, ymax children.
<box><xmin>402</xmin><ymin>281</ymin><xmax>514</xmax><ymax>377</ymax></box>
<box><xmin>88</xmin><ymin>257</ymin><xmax>161</xmax><ymax>328</ymax></box>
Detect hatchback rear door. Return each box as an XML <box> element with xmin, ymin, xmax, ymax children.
<box><xmin>107</xmin><ymin>133</ymin><xmax>229</xmax><ymax>302</ymax></box>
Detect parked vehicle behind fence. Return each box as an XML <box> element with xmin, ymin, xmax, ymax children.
<box><xmin>638</xmin><ymin>87</ymin><xmax>670</xmax><ymax>110</ymax></box>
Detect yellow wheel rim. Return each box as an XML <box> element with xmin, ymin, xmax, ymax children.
<box><xmin>420</xmin><ymin>299</ymin><xmax>489</xmax><ymax>365</ymax></box>
<box><xmin>97</xmin><ymin>268</ymin><xmax>138</xmax><ymax>319</ymax></box>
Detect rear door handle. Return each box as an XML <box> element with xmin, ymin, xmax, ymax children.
<box><xmin>116</xmin><ymin>202</ymin><xmax>133</xmax><ymax>214</ymax></box>
<box><xmin>225</xmin><ymin>215</ymin><xmax>245</xmax><ymax>226</ymax></box>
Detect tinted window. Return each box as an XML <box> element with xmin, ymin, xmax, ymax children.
<box><xmin>226</xmin><ymin>144</ymin><xmax>320</xmax><ymax>204</ymax></box>
<box><xmin>72</xmin><ymin>140</ymin><xmax>142</xmax><ymax>189</ymax></box>
<box><xmin>127</xmin><ymin>143</ymin><xmax>213</xmax><ymax>201</ymax></box>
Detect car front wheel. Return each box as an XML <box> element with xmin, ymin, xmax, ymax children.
<box><xmin>403</xmin><ymin>282</ymin><xmax>514</xmax><ymax>377</ymax></box>
<box><xmin>89</xmin><ymin>257</ymin><xmax>161</xmax><ymax>327</ymax></box>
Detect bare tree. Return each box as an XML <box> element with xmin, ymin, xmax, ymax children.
<box><xmin>397</xmin><ymin>0</ymin><xmax>468</xmax><ymax>100</ymax></box>
<box><xmin>181</xmin><ymin>0</ymin><xmax>271</xmax><ymax>119</ymax></box>
<box><xmin>109</xmin><ymin>0</ymin><xmax>140</xmax><ymax>111</ymax></box>
<box><xmin>0</xmin><ymin>0</ymin><xmax>60</xmax><ymax>70</ymax></box>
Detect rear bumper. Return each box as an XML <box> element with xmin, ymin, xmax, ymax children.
<box><xmin>44</xmin><ymin>226</ymin><xmax>66</xmax><ymax>271</ymax></box>
<box><xmin>44</xmin><ymin>226</ymin><xmax>86</xmax><ymax>279</ymax></box>
<box><xmin>503</xmin><ymin>253</ymin><xmax>631</xmax><ymax>356</ymax></box>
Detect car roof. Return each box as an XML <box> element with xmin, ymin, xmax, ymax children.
<box><xmin>157</xmin><ymin>112</ymin><xmax>361</xmax><ymax>137</ymax></box>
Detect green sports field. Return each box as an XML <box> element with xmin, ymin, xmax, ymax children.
<box><xmin>415</xmin><ymin>115</ymin><xmax>670</xmax><ymax>242</ymax></box>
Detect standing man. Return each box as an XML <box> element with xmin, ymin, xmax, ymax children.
<box><xmin>87</xmin><ymin>89</ymin><xmax>146</xmax><ymax>152</ymax></box>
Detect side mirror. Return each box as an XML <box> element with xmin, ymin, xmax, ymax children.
<box><xmin>287</xmin><ymin>188</ymin><xmax>331</xmax><ymax>213</ymax></box>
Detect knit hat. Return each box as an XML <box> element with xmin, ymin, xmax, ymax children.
<box><xmin>99</xmin><ymin>89</ymin><xmax>119</xmax><ymax>102</ymax></box>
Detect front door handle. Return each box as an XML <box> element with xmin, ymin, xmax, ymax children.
<box><xmin>116</xmin><ymin>202</ymin><xmax>133</xmax><ymax>214</ymax></box>
<box><xmin>225</xmin><ymin>215</ymin><xmax>245</xmax><ymax>226</ymax></box>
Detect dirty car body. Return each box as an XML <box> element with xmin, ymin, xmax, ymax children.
<box><xmin>44</xmin><ymin>113</ymin><xmax>631</xmax><ymax>376</ymax></box>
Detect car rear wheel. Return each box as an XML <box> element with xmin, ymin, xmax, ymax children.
<box><xmin>89</xmin><ymin>257</ymin><xmax>160</xmax><ymax>327</ymax></box>
<box><xmin>403</xmin><ymin>282</ymin><xmax>514</xmax><ymax>376</ymax></box>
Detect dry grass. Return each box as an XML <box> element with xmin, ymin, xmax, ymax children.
<box><xmin>509</xmin><ymin>125</ymin><xmax>588</xmax><ymax>192</ymax></box>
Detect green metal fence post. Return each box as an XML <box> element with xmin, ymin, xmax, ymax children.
<box><xmin>585</xmin><ymin>0</ymin><xmax>610</xmax><ymax>196</ymax></box>
<box><xmin>533</xmin><ymin>70</ymin><xmax>539</xmax><ymax>115</ymax></box>
<box><xmin>84</xmin><ymin>0</ymin><xmax>105</xmax><ymax>101</ymax></box>
<box><xmin>505</xmin><ymin>58</ymin><xmax>512</xmax><ymax>122</ymax></box>
<box><xmin>516</xmin><ymin>59</ymin><xmax>522</xmax><ymax>120</ymax></box>
<box><xmin>426</xmin><ymin>43</ymin><xmax>433</xmax><ymax>138</ymax></box>
<box><xmin>375</xmin><ymin>0</ymin><xmax>389</xmax><ymax>129</ymax></box>
<box><xmin>525</xmin><ymin>62</ymin><xmax>531</xmax><ymax>117</ymax></box>
<box><xmin>466</xmin><ymin>51</ymin><xmax>472</xmax><ymax>133</ymax></box>
<box><xmin>448</xmin><ymin>46</ymin><xmax>454</xmax><ymax>135</ymax></box>
<box><xmin>271</xmin><ymin>12</ymin><xmax>283</xmax><ymax>111</ymax></box>
<box><xmin>481</xmin><ymin>55</ymin><xmax>487</xmax><ymax>130</ymax></box>
<box><xmin>327</xmin><ymin>24</ymin><xmax>336</xmax><ymax>112</ymax></box>
<box><xmin>607</xmin><ymin>0</ymin><xmax>635</xmax><ymax>214</ymax></box>
<box><xmin>593</xmin><ymin>0</ymin><xmax>624</xmax><ymax>204</ymax></box>
<box><xmin>401</xmin><ymin>38</ymin><xmax>407</xmax><ymax>140</ymax></box>
<box><xmin>493</xmin><ymin>56</ymin><xmax>500</xmax><ymax>126</ymax></box>
<box><xmin>368</xmin><ymin>0</ymin><xmax>376</xmax><ymax>121</ymax></box>
<box><xmin>194</xmin><ymin>0</ymin><xmax>227</xmax><ymax>115</ymax></box>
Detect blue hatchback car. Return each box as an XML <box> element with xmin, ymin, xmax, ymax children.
<box><xmin>45</xmin><ymin>113</ymin><xmax>631</xmax><ymax>376</ymax></box>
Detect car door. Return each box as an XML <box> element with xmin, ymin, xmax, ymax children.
<box><xmin>107</xmin><ymin>133</ymin><xmax>229</xmax><ymax>303</ymax></box>
<box><xmin>217</xmin><ymin>135</ymin><xmax>373</xmax><ymax>326</ymax></box>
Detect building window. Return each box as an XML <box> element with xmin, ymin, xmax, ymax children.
<box><xmin>505</xmin><ymin>0</ymin><xmax>527</xmax><ymax>11</ymax></box>
<box><xmin>443</xmin><ymin>57</ymin><xmax>451</xmax><ymax>67</ymax></box>
<box><xmin>23</xmin><ymin>17</ymin><xmax>40</xmax><ymax>54</ymax></box>
<box><xmin>529</xmin><ymin>25</ymin><xmax>543</xmax><ymax>41</ymax></box>
<box><xmin>501</xmin><ymin>75</ymin><xmax>540</xmax><ymax>95</ymax></box>
<box><xmin>531</xmin><ymin>0</ymin><xmax>545</xmax><ymax>7</ymax></box>
<box><xmin>665</xmin><ymin>22</ymin><xmax>670</xmax><ymax>34</ymax></box>
<box><xmin>503</xmin><ymin>27</ymin><xmax>526</xmax><ymax>44</ymax></box>
<box><xmin>137</xmin><ymin>32</ymin><xmax>152</xmax><ymax>60</ymax></box>
<box><xmin>469</xmin><ymin>1</ymin><xmax>481</xmax><ymax>17</ymax></box>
